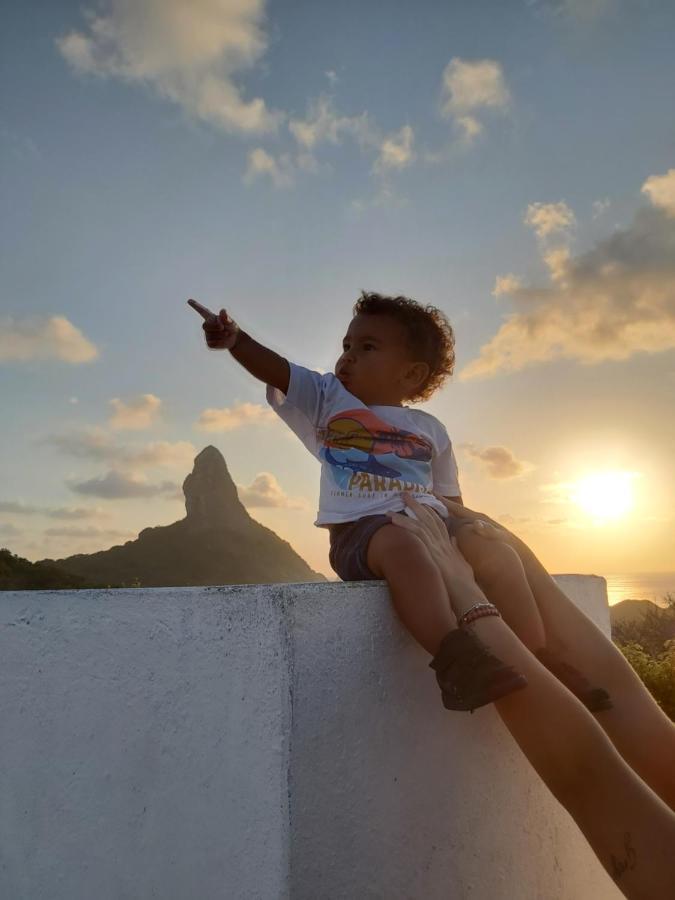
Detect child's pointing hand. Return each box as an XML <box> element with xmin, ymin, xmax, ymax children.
<box><xmin>187</xmin><ymin>298</ymin><xmax>240</xmax><ymax>350</ymax></box>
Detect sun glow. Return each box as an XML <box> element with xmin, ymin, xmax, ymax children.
<box><xmin>570</xmin><ymin>471</ymin><xmax>636</xmax><ymax>521</ymax></box>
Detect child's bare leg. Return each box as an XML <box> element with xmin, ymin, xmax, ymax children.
<box><xmin>366</xmin><ymin>524</ymin><xmax>457</xmax><ymax>656</ymax></box>
<box><xmin>454</xmin><ymin>525</ymin><xmax>547</xmax><ymax>653</ymax></box>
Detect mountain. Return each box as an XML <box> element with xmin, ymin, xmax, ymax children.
<box><xmin>610</xmin><ymin>598</ymin><xmax>663</xmax><ymax>626</ymax></box>
<box><xmin>36</xmin><ymin>446</ymin><xmax>326</xmax><ymax>588</ymax></box>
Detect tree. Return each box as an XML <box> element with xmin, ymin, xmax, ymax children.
<box><xmin>612</xmin><ymin>594</ymin><xmax>675</xmax><ymax>722</ymax></box>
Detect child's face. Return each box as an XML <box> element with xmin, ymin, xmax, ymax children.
<box><xmin>334</xmin><ymin>314</ymin><xmax>419</xmax><ymax>407</ymax></box>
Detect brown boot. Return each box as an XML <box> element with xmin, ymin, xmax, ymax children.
<box><xmin>535</xmin><ymin>647</ymin><xmax>613</xmax><ymax>712</ymax></box>
<box><xmin>430</xmin><ymin>628</ymin><xmax>528</xmax><ymax>713</ymax></box>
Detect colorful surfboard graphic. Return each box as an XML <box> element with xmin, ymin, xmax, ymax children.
<box><xmin>317</xmin><ymin>408</ymin><xmax>432</xmax><ymax>482</ymax></box>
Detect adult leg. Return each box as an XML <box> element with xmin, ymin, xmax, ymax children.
<box><xmin>460</xmin><ymin>613</ymin><xmax>675</xmax><ymax>900</ymax></box>
<box><xmin>454</xmin><ymin>524</ymin><xmax>546</xmax><ymax>652</ymax></box>
<box><xmin>454</xmin><ymin>524</ymin><xmax>612</xmax><ymax>710</ymax></box>
<box><xmin>520</xmin><ymin>549</ymin><xmax>675</xmax><ymax>812</ymax></box>
<box><xmin>457</xmin><ymin>511</ymin><xmax>675</xmax><ymax>811</ymax></box>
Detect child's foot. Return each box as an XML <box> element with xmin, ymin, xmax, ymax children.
<box><xmin>430</xmin><ymin>628</ymin><xmax>528</xmax><ymax>713</ymax></box>
<box><xmin>535</xmin><ymin>647</ymin><xmax>613</xmax><ymax>712</ymax></box>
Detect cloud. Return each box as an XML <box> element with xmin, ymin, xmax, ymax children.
<box><xmin>56</xmin><ymin>0</ymin><xmax>282</xmax><ymax>136</ymax></box>
<box><xmin>523</xmin><ymin>201</ymin><xmax>576</xmax><ymax>240</ymax></box>
<box><xmin>439</xmin><ymin>58</ymin><xmax>510</xmax><ymax>144</ymax></box>
<box><xmin>536</xmin><ymin>0</ymin><xmax>618</xmax><ymax>25</ymax></box>
<box><xmin>461</xmin><ymin>202</ymin><xmax>675</xmax><ymax>380</ymax></box>
<box><xmin>592</xmin><ymin>198</ymin><xmax>611</xmax><ymax>219</ymax></box>
<box><xmin>121</xmin><ymin>440</ymin><xmax>197</xmax><ymax>468</ymax></box>
<box><xmin>542</xmin><ymin>245</ymin><xmax>571</xmax><ymax>282</ymax></box>
<box><xmin>492</xmin><ymin>274</ymin><xmax>522</xmax><ymax>297</ymax></box>
<box><xmin>288</xmin><ymin>94</ymin><xmax>376</xmax><ymax>152</ymax></box>
<box><xmin>43</xmin><ymin>525</ymin><xmax>134</xmax><ymax>539</ymax></box>
<box><xmin>41</xmin><ymin>427</ymin><xmax>197</xmax><ymax>470</ymax></box>
<box><xmin>0</xmin><ymin>499</ymin><xmax>109</xmax><ymax>520</ymax></box>
<box><xmin>243</xmin><ymin>147</ymin><xmax>294</xmax><ymax>188</ymax></box>
<box><xmin>0</xmin><ymin>522</ymin><xmax>21</xmax><ymax>537</ymax></box>
<box><xmin>109</xmin><ymin>393</ymin><xmax>162</xmax><ymax>429</ymax></box>
<box><xmin>67</xmin><ymin>470</ymin><xmax>179</xmax><ymax>499</ymax></box>
<box><xmin>236</xmin><ymin>472</ymin><xmax>308</xmax><ymax>509</ymax></box>
<box><xmin>373</xmin><ymin>125</ymin><xmax>415</xmax><ymax>175</ymax></box>
<box><xmin>461</xmin><ymin>443</ymin><xmax>534</xmax><ymax>479</ymax></box>
<box><xmin>0</xmin><ymin>315</ymin><xmax>98</xmax><ymax>364</ymax></box>
<box><xmin>195</xmin><ymin>401</ymin><xmax>276</xmax><ymax>431</ymax></box>
<box><xmin>641</xmin><ymin>168</ymin><xmax>675</xmax><ymax>217</ymax></box>
<box><xmin>47</xmin><ymin>505</ymin><xmax>110</xmax><ymax>520</ymax></box>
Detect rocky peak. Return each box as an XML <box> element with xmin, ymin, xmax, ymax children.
<box><xmin>183</xmin><ymin>445</ymin><xmax>248</xmax><ymax>531</ymax></box>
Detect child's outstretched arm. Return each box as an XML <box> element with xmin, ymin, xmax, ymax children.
<box><xmin>187</xmin><ymin>298</ymin><xmax>290</xmax><ymax>394</ymax></box>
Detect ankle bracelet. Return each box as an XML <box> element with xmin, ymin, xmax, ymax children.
<box><xmin>458</xmin><ymin>602</ymin><xmax>501</xmax><ymax>628</ymax></box>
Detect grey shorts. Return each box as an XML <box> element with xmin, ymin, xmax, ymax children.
<box><xmin>328</xmin><ymin>510</ymin><xmax>476</xmax><ymax>582</ymax></box>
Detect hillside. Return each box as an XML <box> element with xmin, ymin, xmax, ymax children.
<box><xmin>34</xmin><ymin>446</ymin><xmax>326</xmax><ymax>589</ymax></box>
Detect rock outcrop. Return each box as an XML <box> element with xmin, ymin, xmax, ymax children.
<box><xmin>39</xmin><ymin>446</ymin><xmax>326</xmax><ymax>588</ymax></box>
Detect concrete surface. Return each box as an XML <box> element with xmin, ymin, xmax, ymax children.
<box><xmin>0</xmin><ymin>575</ymin><xmax>622</xmax><ymax>899</ymax></box>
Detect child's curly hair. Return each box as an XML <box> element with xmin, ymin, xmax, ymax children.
<box><xmin>352</xmin><ymin>290</ymin><xmax>455</xmax><ymax>403</ymax></box>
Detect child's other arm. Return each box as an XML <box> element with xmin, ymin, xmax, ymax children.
<box><xmin>188</xmin><ymin>299</ymin><xmax>290</xmax><ymax>394</ymax></box>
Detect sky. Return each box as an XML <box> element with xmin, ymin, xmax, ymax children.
<box><xmin>1</xmin><ymin>0</ymin><xmax>674</xmax><ymax>583</ymax></box>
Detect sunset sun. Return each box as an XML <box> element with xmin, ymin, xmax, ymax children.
<box><xmin>570</xmin><ymin>471</ymin><xmax>636</xmax><ymax>521</ymax></box>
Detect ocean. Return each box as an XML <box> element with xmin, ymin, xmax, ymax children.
<box><xmin>326</xmin><ymin>570</ymin><xmax>674</xmax><ymax>607</ymax></box>
<box><xmin>605</xmin><ymin>572</ymin><xmax>675</xmax><ymax>608</ymax></box>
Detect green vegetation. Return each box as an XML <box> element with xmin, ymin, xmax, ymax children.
<box><xmin>0</xmin><ymin>547</ymin><xmax>115</xmax><ymax>590</ymax></box>
<box><xmin>612</xmin><ymin>595</ymin><xmax>675</xmax><ymax>722</ymax></box>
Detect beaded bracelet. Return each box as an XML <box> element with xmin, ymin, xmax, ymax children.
<box><xmin>458</xmin><ymin>602</ymin><xmax>501</xmax><ymax>628</ymax></box>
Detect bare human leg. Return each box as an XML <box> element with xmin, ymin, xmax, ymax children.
<box><xmin>454</xmin><ymin>508</ymin><xmax>675</xmax><ymax>812</ymax></box>
<box><xmin>366</xmin><ymin>523</ymin><xmax>458</xmax><ymax>656</ymax></box>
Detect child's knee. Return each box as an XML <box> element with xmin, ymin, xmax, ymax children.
<box><xmin>457</xmin><ymin>528</ymin><xmax>523</xmax><ymax>585</ymax></box>
<box><xmin>366</xmin><ymin>524</ymin><xmax>432</xmax><ymax>578</ymax></box>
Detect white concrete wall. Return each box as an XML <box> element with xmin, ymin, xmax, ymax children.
<box><xmin>0</xmin><ymin>576</ymin><xmax>622</xmax><ymax>899</ymax></box>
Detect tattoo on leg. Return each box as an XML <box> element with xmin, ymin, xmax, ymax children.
<box><xmin>610</xmin><ymin>832</ymin><xmax>637</xmax><ymax>881</ymax></box>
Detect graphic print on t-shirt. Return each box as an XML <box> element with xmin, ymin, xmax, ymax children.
<box><xmin>317</xmin><ymin>407</ymin><xmax>433</xmax><ymax>491</ymax></box>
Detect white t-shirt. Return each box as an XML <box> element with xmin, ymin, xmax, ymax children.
<box><xmin>266</xmin><ymin>362</ymin><xmax>461</xmax><ymax>528</ymax></box>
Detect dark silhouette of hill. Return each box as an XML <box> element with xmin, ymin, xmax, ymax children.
<box><xmin>35</xmin><ymin>446</ymin><xmax>326</xmax><ymax>588</ymax></box>
<box><xmin>0</xmin><ymin>548</ymin><xmax>109</xmax><ymax>590</ymax></box>
<box><xmin>610</xmin><ymin>598</ymin><xmax>664</xmax><ymax>626</ymax></box>
<box><xmin>611</xmin><ymin>597</ymin><xmax>675</xmax><ymax>656</ymax></box>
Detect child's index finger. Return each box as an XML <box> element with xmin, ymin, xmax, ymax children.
<box><xmin>187</xmin><ymin>298</ymin><xmax>215</xmax><ymax>320</ymax></box>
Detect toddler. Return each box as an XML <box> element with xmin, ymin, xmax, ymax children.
<box><xmin>188</xmin><ymin>292</ymin><xmax>610</xmax><ymax>713</ymax></box>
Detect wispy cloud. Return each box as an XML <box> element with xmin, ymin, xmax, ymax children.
<box><xmin>531</xmin><ymin>0</ymin><xmax>618</xmax><ymax>26</ymax></box>
<box><xmin>43</xmin><ymin>525</ymin><xmax>134</xmax><ymax>539</ymax></box>
<box><xmin>461</xmin><ymin>443</ymin><xmax>534</xmax><ymax>479</ymax></box>
<box><xmin>0</xmin><ymin>315</ymin><xmax>98</xmax><ymax>364</ymax></box>
<box><xmin>236</xmin><ymin>472</ymin><xmax>308</xmax><ymax>510</ymax></box>
<box><xmin>438</xmin><ymin>58</ymin><xmax>511</xmax><ymax>145</ymax></box>
<box><xmin>40</xmin><ymin>427</ymin><xmax>197</xmax><ymax>470</ymax></box>
<box><xmin>461</xmin><ymin>174</ymin><xmax>675</xmax><ymax>379</ymax></box>
<box><xmin>109</xmin><ymin>393</ymin><xmax>162</xmax><ymax>430</ymax></box>
<box><xmin>641</xmin><ymin>168</ymin><xmax>675</xmax><ymax>217</ymax></box>
<box><xmin>0</xmin><ymin>499</ymin><xmax>110</xmax><ymax>520</ymax></box>
<box><xmin>67</xmin><ymin>470</ymin><xmax>179</xmax><ymax>499</ymax></box>
<box><xmin>372</xmin><ymin>125</ymin><xmax>415</xmax><ymax>175</ymax></box>
<box><xmin>243</xmin><ymin>147</ymin><xmax>294</xmax><ymax>188</ymax></box>
<box><xmin>288</xmin><ymin>94</ymin><xmax>376</xmax><ymax>152</ymax></box>
<box><xmin>195</xmin><ymin>401</ymin><xmax>276</xmax><ymax>431</ymax></box>
<box><xmin>523</xmin><ymin>201</ymin><xmax>576</xmax><ymax>240</ymax></box>
<box><xmin>56</xmin><ymin>0</ymin><xmax>282</xmax><ymax>136</ymax></box>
